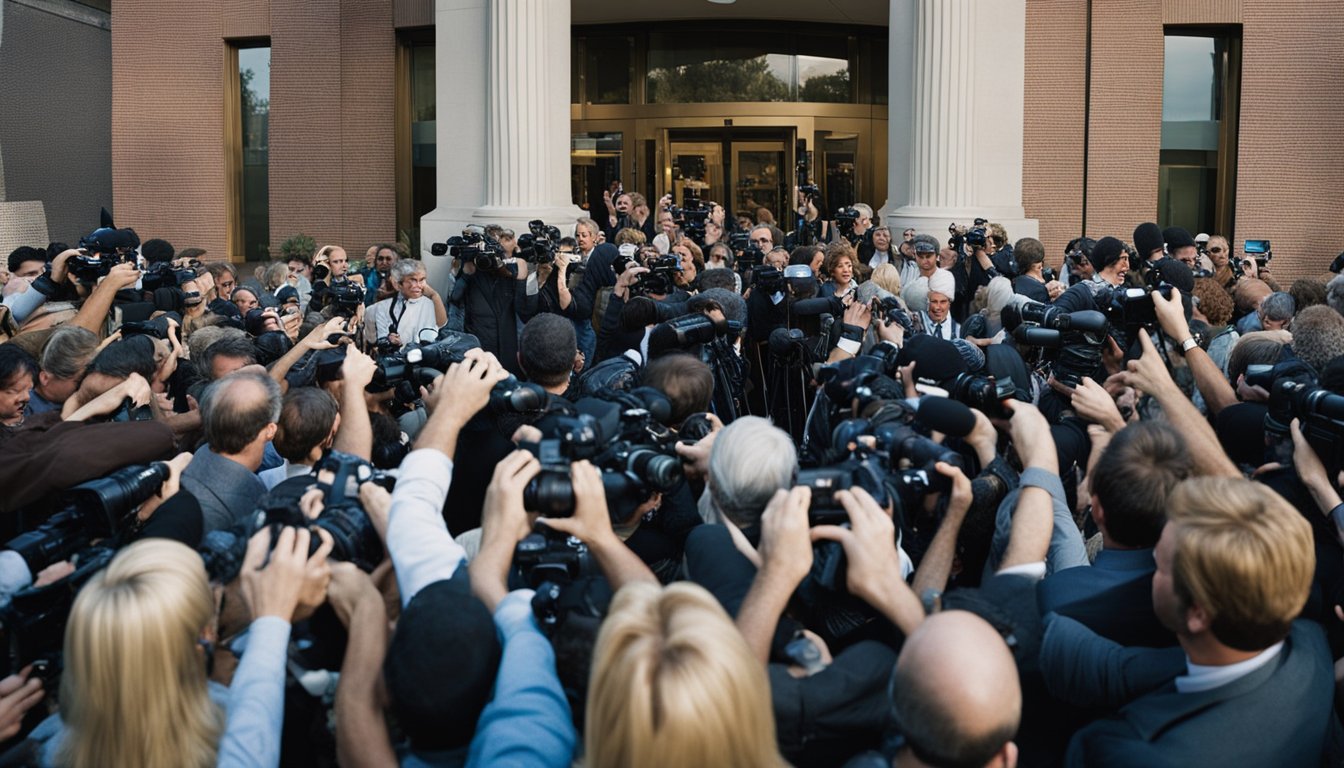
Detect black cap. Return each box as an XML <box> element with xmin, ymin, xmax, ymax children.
<box><xmin>385</xmin><ymin>574</ymin><xmax>502</xmax><ymax>750</ymax></box>
<box><xmin>1162</xmin><ymin>226</ymin><xmax>1196</xmax><ymax>251</ymax></box>
<box><xmin>1151</xmin><ymin>258</ymin><xmax>1195</xmax><ymax>293</ymax></box>
<box><xmin>1133</xmin><ymin>222</ymin><xmax>1164</xmax><ymax>260</ymax></box>
<box><xmin>1090</xmin><ymin>237</ymin><xmax>1127</xmax><ymax>272</ymax></box>
<box><xmin>141</xmin><ymin>238</ymin><xmax>175</xmax><ymax>264</ymax></box>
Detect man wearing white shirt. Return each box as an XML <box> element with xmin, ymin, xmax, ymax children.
<box><xmin>370</xmin><ymin>259</ymin><xmax>446</xmax><ymax>349</ymax></box>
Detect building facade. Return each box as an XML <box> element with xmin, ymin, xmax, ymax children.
<box><xmin>10</xmin><ymin>0</ymin><xmax>1339</xmax><ymax>284</ymax></box>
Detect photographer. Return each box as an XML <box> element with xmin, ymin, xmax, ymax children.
<box><xmin>1013</xmin><ymin>237</ymin><xmax>1066</xmax><ymax>303</ymax></box>
<box><xmin>518</xmin><ymin>236</ymin><xmax>582</xmax><ymax>326</ymax></box>
<box><xmin>368</xmin><ymin>348</ymin><xmax>576</xmax><ymax>765</ymax></box>
<box><xmin>449</xmin><ymin>247</ymin><xmax>528</xmax><ymax>375</ymax></box>
<box><xmin>370</xmin><ymin>259</ymin><xmax>446</xmax><ymax>352</ymax></box>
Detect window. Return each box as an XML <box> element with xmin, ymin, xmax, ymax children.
<box><xmin>229</xmin><ymin>44</ymin><xmax>270</xmax><ymax>262</ymax></box>
<box><xmin>570</xmin><ymin>25</ymin><xmax>885</xmax><ymax>106</ymax></box>
<box><xmin>1158</xmin><ymin>31</ymin><xmax>1241</xmax><ymax>238</ymax></box>
<box><xmin>397</xmin><ymin>35</ymin><xmax>436</xmax><ymax>248</ymax></box>
<box><xmin>571</xmin><ymin>133</ymin><xmax>623</xmax><ymax>213</ymax></box>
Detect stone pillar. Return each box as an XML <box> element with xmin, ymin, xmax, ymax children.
<box><xmin>421</xmin><ymin>0</ymin><xmax>582</xmax><ymax>293</ymax></box>
<box><xmin>419</xmin><ymin>0</ymin><xmax>489</xmax><ymax>290</ymax></box>
<box><xmin>471</xmin><ymin>0</ymin><xmax>583</xmax><ymax>229</ymax></box>
<box><xmin>882</xmin><ymin>0</ymin><xmax>1038</xmax><ymax>241</ymax></box>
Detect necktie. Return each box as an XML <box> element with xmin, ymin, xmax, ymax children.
<box><xmin>934</xmin><ymin>322</ymin><xmax>943</xmax><ymax>338</ymax></box>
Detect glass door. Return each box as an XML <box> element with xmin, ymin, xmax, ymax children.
<box><xmin>669</xmin><ymin>141</ymin><xmax>723</xmax><ymax>209</ymax></box>
<box><xmin>731</xmin><ymin>141</ymin><xmax>789</xmax><ymax>224</ymax></box>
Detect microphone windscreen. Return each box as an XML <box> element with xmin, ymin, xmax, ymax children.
<box><xmin>918</xmin><ymin>396</ymin><xmax>976</xmax><ymax>438</ymax></box>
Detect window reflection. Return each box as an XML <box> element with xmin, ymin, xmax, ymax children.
<box><xmin>645</xmin><ymin>31</ymin><xmax>851</xmax><ymax>104</ymax></box>
<box><xmin>239</xmin><ymin>46</ymin><xmax>270</xmax><ymax>262</ymax></box>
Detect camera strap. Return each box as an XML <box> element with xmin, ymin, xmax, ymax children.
<box><xmin>388</xmin><ymin>297</ymin><xmax>407</xmax><ymax>335</ymax></box>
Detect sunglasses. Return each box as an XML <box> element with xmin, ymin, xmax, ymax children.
<box><xmin>1208</xmin><ymin>247</ymin><xmax>1225</xmax><ymax>253</ymax></box>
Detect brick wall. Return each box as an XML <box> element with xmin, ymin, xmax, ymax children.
<box><xmin>111</xmin><ymin>1</ymin><xmax>227</xmax><ymax>257</ymax></box>
<box><xmin>1236</xmin><ymin>0</ymin><xmax>1344</xmax><ymax>281</ymax></box>
<box><xmin>1023</xmin><ymin>0</ymin><xmax>1344</xmax><ymax>282</ymax></box>
<box><xmin>111</xmin><ymin>0</ymin><xmax>397</xmax><ymax>263</ymax></box>
<box><xmin>1021</xmin><ymin>0</ymin><xmax>1086</xmax><ymax>269</ymax></box>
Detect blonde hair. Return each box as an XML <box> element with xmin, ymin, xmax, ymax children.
<box><xmin>586</xmin><ymin>582</ymin><xmax>784</xmax><ymax>768</ymax></box>
<box><xmin>1167</xmin><ymin>477</ymin><xmax>1314</xmax><ymax>651</ymax></box>
<box><xmin>59</xmin><ymin>540</ymin><xmax>223</xmax><ymax>768</ymax></box>
<box><xmin>870</xmin><ymin>263</ymin><xmax>902</xmax><ymax>295</ymax></box>
<box><xmin>615</xmin><ymin>228</ymin><xmax>647</xmax><ymax>246</ymax></box>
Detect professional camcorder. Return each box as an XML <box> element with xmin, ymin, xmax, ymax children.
<box><xmin>372</xmin><ymin>331</ymin><xmax>548</xmax><ymax>413</ymax></box>
<box><xmin>69</xmin><ymin>226</ymin><xmax>141</xmax><ymax>282</ymax></box>
<box><xmin>431</xmin><ymin>227</ymin><xmax>506</xmax><ymax>271</ymax></box>
<box><xmin>517</xmin><ymin>220</ymin><xmax>562</xmax><ymax>264</ymax></box>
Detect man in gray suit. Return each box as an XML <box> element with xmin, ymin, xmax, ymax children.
<box><xmin>1042</xmin><ymin>477</ymin><xmax>1338</xmax><ymax>767</ymax></box>
<box><xmin>181</xmin><ymin>370</ymin><xmax>280</xmax><ymax>535</ymax></box>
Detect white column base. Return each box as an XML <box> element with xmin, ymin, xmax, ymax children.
<box><xmin>884</xmin><ymin>205</ymin><xmax>1039</xmax><ymax>243</ymax></box>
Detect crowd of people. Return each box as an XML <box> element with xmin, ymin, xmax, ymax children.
<box><xmin>1</xmin><ymin>190</ymin><xmax>1344</xmax><ymax>768</ymax></box>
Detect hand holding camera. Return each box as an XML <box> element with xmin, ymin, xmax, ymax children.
<box><xmin>808</xmin><ymin>487</ymin><xmax>903</xmax><ymax>615</ymax></box>
<box><xmin>240</xmin><ymin>525</ymin><xmax>334</xmax><ymax>623</ymax></box>
<box><xmin>535</xmin><ymin>460</ymin><xmax>618</xmax><ymax>548</ymax></box>
<box><xmin>757</xmin><ymin>486</ymin><xmax>814</xmax><ymax>589</ymax></box>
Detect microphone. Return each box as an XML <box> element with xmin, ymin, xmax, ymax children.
<box><xmin>917</xmin><ymin>396</ymin><xmax>977</xmax><ymax>438</ymax></box>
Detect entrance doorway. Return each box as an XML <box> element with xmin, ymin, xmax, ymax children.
<box><xmin>667</xmin><ymin>128</ymin><xmax>792</xmax><ymax>223</ymax></box>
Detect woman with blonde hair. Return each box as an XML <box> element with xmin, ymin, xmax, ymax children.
<box><xmin>870</xmin><ymin>262</ymin><xmax>903</xmax><ymax>296</ymax></box>
<box><xmin>585</xmin><ymin>581</ymin><xmax>785</xmax><ymax>768</ymax></box>
<box><xmin>31</xmin><ymin>529</ymin><xmax>327</xmax><ymax>767</ymax></box>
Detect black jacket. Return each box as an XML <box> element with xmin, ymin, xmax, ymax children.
<box><xmin>452</xmin><ymin>267</ymin><xmax>527</xmax><ymax>376</ymax></box>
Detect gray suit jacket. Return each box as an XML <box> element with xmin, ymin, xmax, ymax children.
<box><xmin>181</xmin><ymin>447</ymin><xmax>266</xmax><ymax>537</ymax></box>
<box><xmin>1043</xmin><ymin>615</ymin><xmax>1338</xmax><ymax>768</ymax></box>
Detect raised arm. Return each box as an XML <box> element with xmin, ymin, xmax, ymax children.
<box><xmin>333</xmin><ymin>346</ymin><xmax>376</xmax><ymax>460</ymax></box>
<box><xmin>735</xmin><ymin>487</ymin><xmax>814</xmax><ymax>663</ymax></box>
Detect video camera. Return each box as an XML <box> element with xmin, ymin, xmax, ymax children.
<box><xmin>835</xmin><ymin>206</ymin><xmax>861</xmax><ymax>242</ymax></box>
<box><xmin>1265</xmin><ymin>378</ymin><xmax>1344</xmax><ymax>478</ymax></box>
<box><xmin>70</xmin><ymin>226</ymin><xmax>141</xmax><ymax>282</ymax></box>
<box><xmin>372</xmin><ymin>331</ymin><xmax>548</xmax><ymax>413</ymax></box>
<box><xmin>516</xmin><ymin>220</ymin><xmax>562</xmax><ymax>264</ymax></box>
<box><xmin>140</xmin><ymin>261</ymin><xmax>199</xmax><ymax>293</ymax></box>
<box><xmin>0</xmin><ymin>463</ymin><xmax>172</xmax><ymax>678</ymax></box>
<box><xmin>430</xmin><ymin>227</ymin><xmax>506</xmax><ymax>272</ymax></box>
<box><xmin>668</xmin><ymin>193</ymin><xmax>712</xmax><ymax>245</ymax></box>
<box><xmin>1002</xmin><ymin>299</ymin><xmax>1111</xmax><ymax>387</ymax></box>
<box><xmin>326</xmin><ymin>279</ymin><xmax>365</xmax><ymax>318</ymax></box>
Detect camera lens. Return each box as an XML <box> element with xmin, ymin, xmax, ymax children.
<box><xmin>68</xmin><ymin>463</ymin><xmax>171</xmax><ymax>536</ymax></box>
<box><xmin>524</xmin><ymin>470</ymin><xmax>575</xmax><ymax>517</ymax></box>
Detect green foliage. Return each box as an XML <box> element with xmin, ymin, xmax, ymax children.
<box><xmin>799</xmin><ymin>71</ymin><xmax>851</xmax><ymax>103</ymax></box>
<box><xmin>649</xmin><ymin>57</ymin><xmax>789</xmax><ymax>103</ymax></box>
<box><xmin>278</xmin><ymin>233</ymin><xmax>316</xmax><ymax>263</ymax></box>
<box><xmin>399</xmin><ymin>228</ymin><xmax>420</xmax><ymax>258</ymax></box>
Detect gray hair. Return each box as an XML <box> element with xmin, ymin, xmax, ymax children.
<box><xmin>1259</xmin><ymin>292</ymin><xmax>1295</xmax><ymax>323</ymax></box>
<box><xmin>1326</xmin><ymin>274</ymin><xmax>1344</xmax><ymax>317</ymax></box>
<box><xmin>853</xmin><ymin>203</ymin><xmax>873</xmax><ymax>220</ymax></box>
<box><xmin>390</xmin><ymin>259</ymin><xmax>426</xmax><ymax>283</ymax></box>
<box><xmin>575</xmin><ymin>217</ymin><xmax>600</xmax><ymax>238</ymax></box>
<box><xmin>708</xmin><ymin>416</ymin><xmax>797</xmax><ymax>528</ymax></box>
<box><xmin>40</xmin><ymin>326</ymin><xmax>99</xmax><ymax>380</ymax></box>
<box><xmin>200</xmin><ymin>371</ymin><xmax>281</xmax><ymax>454</ymax></box>
<box><xmin>188</xmin><ymin>325</ymin><xmax>247</xmax><ymax>365</ymax></box>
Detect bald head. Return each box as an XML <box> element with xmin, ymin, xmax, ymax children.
<box><xmin>200</xmin><ymin>371</ymin><xmax>282</xmax><ymax>456</ymax></box>
<box><xmin>893</xmin><ymin>611</ymin><xmax>1020</xmax><ymax>767</ymax></box>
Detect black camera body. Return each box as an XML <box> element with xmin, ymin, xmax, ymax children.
<box><xmin>327</xmin><ymin>279</ymin><xmax>365</xmax><ymax>318</ymax></box>
<box><xmin>632</xmin><ymin>255</ymin><xmax>681</xmax><ymax>298</ymax></box>
<box><xmin>70</xmin><ymin>227</ymin><xmax>141</xmax><ymax>282</ymax></box>
<box><xmin>1266</xmin><ymin>379</ymin><xmax>1344</xmax><ymax>478</ymax></box>
<box><xmin>372</xmin><ymin>331</ymin><xmax>548</xmax><ymax>413</ymax></box>
<box><xmin>668</xmin><ymin>194</ymin><xmax>712</xmax><ymax>244</ymax></box>
<box><xmin>520</xmin><ymin>394</ymin><xmax>682</xmax><ymax>524</ymax></box>
<box><xmin>431</xmin><ymin>228</ymin><xmax>506</xmax><ymax>272</ymax></box>
<box><xmin>140</xmin><ymin>262</ymin><xmax>198</xmax><ymax>292</ymax></box>
<box><xmin>517</xmin><ymin>220</ymin><xmax>562</xmax><ymax>264</ymax></box>
<box><xmin>1005</xmin><ymin>300</ymin><xmax>1111</xmax><ymax>386</ymax></box>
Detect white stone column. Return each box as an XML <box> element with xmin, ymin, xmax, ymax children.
<box><xmin>470</xmin><ymin>0</ymin><xmax>583</xmax><ymax>230</ymax></box>
<box><xmin>420</xmin><ymin>0</ymin><xmax>489</xmax><ymax>292</ymax></box>
<box><xmin>882</xmin><ymin>0</ymin><xmax>1038</xmax><ymax>240</ymax></box>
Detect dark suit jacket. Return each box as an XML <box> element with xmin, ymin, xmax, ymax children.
<box><xmin>1037</xmin><ymin>548</ymin><xmax>1176</xmax><ymax>648</ymax></box>
<box><xmin>571</xmin><ymin>243</ymin><xmax>620</xmax><ymax>327</ymax></box>
<box><xmin>181</xmin><ymin>446</ymin><xmax>266</xmax><ymax>536</ymax></box>
<box><xmin>1047</xmin><ymin>617</ymin><xmax>1338</xmax><ymax>768</ymax></box>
